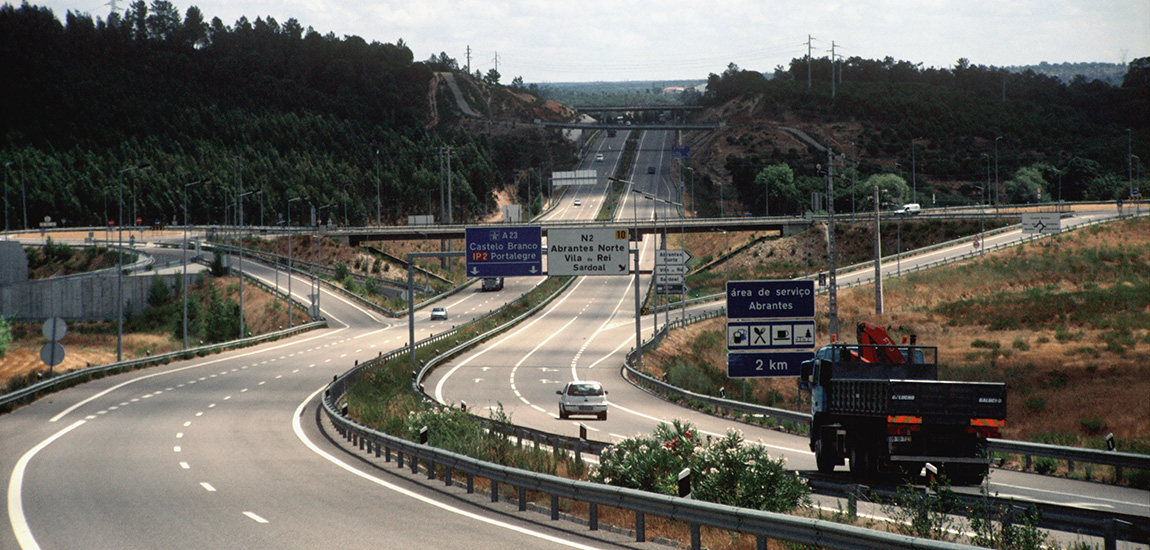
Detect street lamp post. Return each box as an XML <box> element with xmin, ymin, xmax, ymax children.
<box><xmin>286</xmin><ymin>197</ymin><xmax>305</xmax><ymax>328</ymax></box>
<box><xmin>117</xmin><ymin>163</ymin><xmax>150</xmax><ymax>362</ymax></box>
<box><xmin>233</xmin><ymin>157</ymin><xmax>246</xmax><ymax>339</ymax></box>
<box><xmin>183</xmin><ymin>179</ymin><xmax>207</xmax><ymax>349</ymax></box>
<box><xmin>375</xmin><ymin>149</ymin><xmax>382</xmax><ymax>226</ymax></box>
<box><xmin>994</xmin><ymin>136</ymin><xmax>1003</xmax><ymax>210</ymax></box>
<box><xmin>316</xmin><ymin>204</ymin><xmax>335</xmax><ymax>319</ymax></box>
<box><xmin>3</xmin><ymin>161</ymin><xmax>11</xmax><ymax>235</ymax></box>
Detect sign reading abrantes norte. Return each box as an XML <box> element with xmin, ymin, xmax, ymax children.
<box><xmin>546</xmin><ymin>228</ymin><xmax>630</xmax><ymax>276</ymax></box>
<box><xmin>726</xmin><ymin>280</ymin><xmax>815</xmax><ymax>320</ymax></box>
<box><xmin>465</xmin><ymin>226</ymin><xmax>543</xmax><ymax>277</ymax></box>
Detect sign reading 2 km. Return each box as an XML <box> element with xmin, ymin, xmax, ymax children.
<box><xmin>465</xmin><ymin>226</ymin><xmax>543</xmax><ymax>277</ymax></box>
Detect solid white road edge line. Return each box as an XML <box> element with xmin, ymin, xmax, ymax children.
<box><xmin>8</xmin><ymin>420</ymin><xmax>86</xmax><ymax>550</ymax></box>
<box><xmin>433</xmin><ymin>277</ymin><xmax>588</xmax><ymax>404</ymax></box>
<box><xmin>292</xmin><ymin>386</ymin><xmax>604</xmax><ymax>550</ymax></box>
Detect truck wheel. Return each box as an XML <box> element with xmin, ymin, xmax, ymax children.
<box><xmin>948</xmin><ymin>464</ymin><xmax>987</xmax><ymax>486</ymax></box>
<box><xmin>815</xmin><ymin>439</ymin><xmax>836</xmax><ymax>473</ymax></box>
<box><xmin>849</xmin><ymin>446</ymin><xmax>873</xmax><ymax>477</ymax></box>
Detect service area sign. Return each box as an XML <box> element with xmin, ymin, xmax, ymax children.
<box><xmin>726</xmin><ymin>280</ymin><xmax>815</xmax><ymax>378</ymax></box>
<box><xmin>546</xmin><ymin>228</ymin><xmax>630</xmax><ymax>276</ymax></box>
<box><xmin>465</xmin><ymin>226</ymin><xmax>543</xmax><ymax>277</ymax></box>
<box><xmin>725</xmin><ymin>280</ymin><xmax>815</xmax><ymax>319</ymax></box>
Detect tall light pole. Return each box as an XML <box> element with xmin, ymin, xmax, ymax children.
<box><xmin>286</xmin><ymin>196</ymin><xmax>305</xmax><ymax>328</ymax></box>
<box><xmin>375</xmin><ymin>149</ymin><xmax>382</xmax><ymax>226</ymax></box>
<box><xmin>994</xmin><ymin>136</ymin><xmax>1002</xmax><ymax>209</ymax></box>
<box><xmin>3</xmin><ymin>161</ymin><xmax>11</xmax><ymax>235</ymax></box>
<box><xmin>316</xmin><ymin>203</ymin><xmax>335</xmax><ymax>319</ymax></box>
<box><xmin>117</xmin><ymin>163</ymin><xmax>150</xmax><ymax>362</ymax></box>
<box><xmin>20</xmin><ymin>158</ymin><xmax>27</xmax><ymax>231</ymax></box>
<box><xmin>183</xmin><ymin>179</ymin><xmax>207</xmax><ymax>349</ymax></box>
<box><xmin>911</xmin><ymin>137</ymin><xmax>923</xmax><ymax>204</ymax></box>
<box><xmin>610</xmin><ymin>176</ymin><xmax>643</xmax><ymax>367</ymax></box>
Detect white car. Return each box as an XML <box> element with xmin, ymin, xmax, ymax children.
<box><xmin>573</xmin><ymin>199</ymin><xmax>582</xmax><ymax>206</ymax></box>
<box><xmin>430</xmin><ymin>307</ymin><xmax>448</xmax><ymax>320</ymax></box>
<box><xmin>595</xmin><ymin>154</ymin><xmax>604</xmax><ymax>162</ymax></box>
<box><xmin>557</xmin><ymin>381</ymin><xmax>608</xmax><ymax>420</ymax></box>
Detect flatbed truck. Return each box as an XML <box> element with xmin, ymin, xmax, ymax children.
<box><xmin>799</xmin><ymin>323</ymin><xmax>1006</xmax><ymax>484</ymax></box>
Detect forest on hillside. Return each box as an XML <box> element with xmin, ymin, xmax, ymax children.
<box><xmin>0</xmin><ymin>2</ymin><xmax>575</xmax><ymax>229</ymax></box>
<box><xmin>688</xmin><ymin>56</ymin><xmax>1148</xmax><ymax>217</ymax></box>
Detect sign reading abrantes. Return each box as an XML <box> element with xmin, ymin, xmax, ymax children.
<box><xmin>726</xmin><ymin>280</ymin><xmax>815</xmax><ymax>378</ymax></box>
<box><xmin>726</xmin><ymin>280</ymin><xmax>815</xmax><ymax>320</ymax></box>
<box><xmin>546</xmin><ymin>228</ymin><xmax>629</xmax><ymax>276</ymax></box>
<box><xmin>465</xmin><ymin>226</ymin><xmax>543</xmax><ymax>277</ymax></box>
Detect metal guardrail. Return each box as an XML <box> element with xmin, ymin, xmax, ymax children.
<box><xmin>804</xmin><ymin>477</ymin><xmax>1149</xmax><ymax>544</ymax></box>
<box><xmin>624</xmin><ymin>318</ymin><xmax>1150</xmax><ymax>474</ymax></box>
<box><xmin>987</xmin><ymin>439</ymin><xmax>1150</xmax><ymax>472</ymax></box>
<box><xmin>322</xmin><ymin>382</ymin><xmax>980</xmax><ymax>550</ymax></box>
<box><xmin>0</xmin><ymin>321</ymin><xmax>325</xmax><ymax>411</ymax></box>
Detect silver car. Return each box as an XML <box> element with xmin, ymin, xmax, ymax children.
<box><xmin>430</xmin><ymin>307</ymin><xmax>447</xmax><ymax>320</ymax></box>
<box><xmin>557</xmin><ymin>381</ymin><xmax>608</xmax><ymax>420</ymax></box>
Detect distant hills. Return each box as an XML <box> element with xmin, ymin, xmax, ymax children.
<box><xmin>1006</xmin><ymin>62</ymin><xmax>1128</xmax><ymax>86</ymax></box>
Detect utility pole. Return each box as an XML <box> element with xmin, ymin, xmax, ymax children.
<box><xmin>465</xmin><ymin>45</ymin><xmax>471</xmax><ymax>74</ymax></box>
<box><xmin>807</xmin><ymin>35</ymin><xmax>814</xmax><ymax>89</ymax></box>
<box><xmin>873</xmin><ymin>185</ymin><xmax>883</xmax><ymax>314</ymax></box>
<box><xmin>830</xmin><ymin>41</ymin><xmax>836</xmax><ymax>99</ymax></box>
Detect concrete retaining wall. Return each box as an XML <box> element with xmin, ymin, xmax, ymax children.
<box><xmin>1</xmin><ymin>272</ymin><xmax>196</xmax><ymax>322</ymax></box>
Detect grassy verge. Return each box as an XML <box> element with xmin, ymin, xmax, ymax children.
<box><xmin>646</xmin><ymin>217</ymin><xmax>1150</xmax><ymax>488</ymax></box>
<box><xmin>597</xmin><ymin>130</ymin><xmax>638</xmax><ymax>221</ymax></box>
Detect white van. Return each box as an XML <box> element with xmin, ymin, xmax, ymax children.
<box><xmin>895</xmin><ymin>203</ymin><xmax>921</xmax><ymax>215</ymax></box>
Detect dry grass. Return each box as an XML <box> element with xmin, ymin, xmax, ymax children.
<box><xmin>0</xmin><ymin>275</ymin><xmax>299</xmax><ymax>387</ymax></box>
<box><xmin>649</xmin><ymin>218</ymin><xmax>1150</xmax><ymax>449</ymax></box>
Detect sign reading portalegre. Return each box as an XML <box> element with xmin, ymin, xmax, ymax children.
<box><xmin>465</xmin><ymin>226</ymin><xmax>543</xmax><ymax>277</ymax></box>
<box><xmin>546</xmin><ymin>228</ymin><xmax>630</xmax><ymax>276</ymax></box>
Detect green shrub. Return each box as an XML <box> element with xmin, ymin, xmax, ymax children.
<box><xmin>1023</xmin><ymin>397</ymin><xmax>1046</xmax><ymax>413</ymax></box>
<box><xmin>1079</xmin><ymin>416</ymin><xmax>1107</xmax><ymax>436</ymax></box>
<box><xmin>1034</xmin><ymin>457</ymin><xmax>1058</xmax><ymax>475</ymax></box>
<box><xmin>1011</xmin><ymin>337</ymin><xmax>1031</xmax><ymax>351</ymax></box>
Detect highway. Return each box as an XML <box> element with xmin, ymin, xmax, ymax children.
<box><xmin>3</xmin><ymin>129</ymin><xmax>1147</xmax><ymax>549</ymax></box>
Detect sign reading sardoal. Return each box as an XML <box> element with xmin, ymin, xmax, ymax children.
<box><xmin>546</xmin><ymin>228</ymin><xmax>629</xmax><ymax>276</ymax></box>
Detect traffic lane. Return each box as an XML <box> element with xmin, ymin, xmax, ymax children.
<box><xmin>15</xmin><ymin>334</ymin><xmax>610</xmax><ymax>550</ymax></box>
<box><xmin>428</xmin><ymin>275</ymin><xmax>599</xmax><ymax>414</ymax></box>
<box><xmin>428</xmin><ymin>232</ymin><xmax>656</xmax><ymax>416</ymax></box>
<box><xmin>984</xmin><ymin>469</ymin><xmax>1149</xmax><ymax>519</ymax></box>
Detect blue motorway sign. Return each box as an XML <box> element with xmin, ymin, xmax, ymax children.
<box><xmin>728</xmin><ymin>351</ymin><xmax>812</xmax><ymax>378</ymax></box>
<box><xmin>726</xmin><ymin>280</ymin><xmax>815</xmax><ymax>320</ymax></box>
<box><xmin>465</xmin><ymin>226</ymin><xmax>543</xmax><ymax>277</ymax></box>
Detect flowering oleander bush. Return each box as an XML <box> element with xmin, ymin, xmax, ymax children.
<box><xmin>592</xmin><ymin>419</ymin><xmax>809</xmax><ymax>512</ymax></box>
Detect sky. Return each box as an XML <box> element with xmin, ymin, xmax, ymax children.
<box><xmin>23</xmin><ymin>0</ymin><xmax>1150</xmax><ymax>83</ymax></box>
